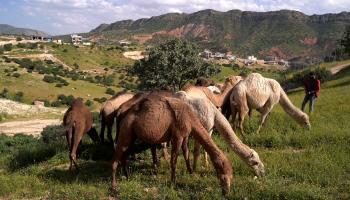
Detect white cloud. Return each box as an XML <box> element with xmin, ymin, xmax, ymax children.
<box><xmin>20</xmin><ymin>0</ymin><xmax>350</xmax><ymax>35</ymax></box>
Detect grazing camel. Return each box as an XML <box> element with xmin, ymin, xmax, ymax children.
<box><xmin>100</xmin><ymin>91</ymin><xmax>134</xmax><ymax>143</ymax></box>
<box><xmin>174</xmin><ymin>91</ymin><xmax>265</xmax><ymax>176</ymax></box>
<box><xmin>184</xmin><ymin>76</ymin><xmax>243</xmax><ymax>109</ymax></box>
<box><xmin>112</xmin><ymin>94</ymin><xmax>233</xmax><ymax>195</ymax></box>
<box><xmin>63</xmin><ymin>99</ymin><xmax>99</xmax><ymax>170</ymax></box>
<box><xmin>230</xmin><ymin>73</ymin><xmax>311</xmax><ymax>133</ymax></box>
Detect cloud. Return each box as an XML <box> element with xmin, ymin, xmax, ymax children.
<box><xmin>19</xmin><ymin>0</ymin><xmax>350</xmax><ymax>35</ymax></box>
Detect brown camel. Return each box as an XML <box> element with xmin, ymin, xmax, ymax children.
<box><xmin>112</xmin><ymin>94</ymin><xmax>233</xmax><ymax>195</ymax></box>
<box><xmin>100</xmin><ymin>91</ymin><xmax>134</xmax><ymax>143</ymax></box>
<box><xmin>116</xmin><ymin>91</ymin><xmax>173</xmax><ymax>162</ymax></box>
<box><xmin>184</xmin><ymin>76</ymin><xmax>243</xmax><ymax>109</ymax></box>
<box><xmin>230</xmin><ymin>73</ymin><xmax>311</xmax><ymax>133</ymax></box>
<box><xmin>63</xmin><ymin>99</ymin><xmax>99</xmax><ymax>170</ymax></box>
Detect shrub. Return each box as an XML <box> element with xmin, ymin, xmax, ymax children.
<box><xmin>16</xmin><ymin>43</ymin><xmax>26</xmax><ymax>48</ymax></box>
<box><xmin>3</xmin><ymin>44</ymin><xmax>12</xmax><ymax>51</ymax></box>
<box><xmin>55</xmin><ymin>83</ymin><xmax>63</xmax><ymax>87</ymax></box>
<box><xmin>73</xmin><ymin>62</ymin><xmax>79</xmax><ymax>69</ymax></box>
<box><xmin>41</xmin><ymin>125</ymin><xmax>65</xmax><ymax>144</ymax></box>
<box><xmin>16</xmin><ymin>37</ymin><xmax>22</xmax><ymax>41</ymax></box>
<box><xmin>14</xmin><ymin>91</ymin><xmax>24</xmax><ymax>102</ymax></box>
<box><xmin>44</xmin><ymin>99</ymin><xmax>50</xmax><ymax>107</ymax></box>
<box><xmin>28</xmin><ymin>43</ymin><xmax>38</xmax><ymax>49</ymax></box>
<box><xmin>51</xmin><ymin>100</ymin><xmax>62</xmax><ymax>107</ymax></box>
<box><xmin>105</xmin><ymin>88</ymin><xmax>115</xmax><ymax>95</ymax></box>
<box><xmin>0</xmin><ymin>48</ymin><xmax>3</xmax><ymax>54</ymax></box>
<box><xmin>43</xmin><ymin>75</ymin><xmax>55</xmax><ymax>83</ymax></box>
<box><xmin>0</xmin><ymin>88</ymin><xmax>9</xmax><ymax>99</ymax></box>
<box><xmin>12</xmin><ymin>73</ymin><xmax>20</xmax><ymax>78</ymax></box>
<box><xmin>63</xmin><ymin>49</ymin><xmax>68</xmax><ymax>53</ymax></box>
<box><xmin>85</xmin><ymin>99</ymin><xmax>93</xmax><ymax>107</ymax></box>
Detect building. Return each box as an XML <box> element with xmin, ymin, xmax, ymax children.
<box><xmin>118</xmin><ymin>39</ymin><xmax>131</xmax><ymax>46</ymax></box>
<box><xmin>71</xmin><ymin>34</ymin><xmax>82</xmax><ymax>46</ymax></box>
<box><xmin>202</xmin><ymin>49</ymin><xmax>213</xmax><ymax>59</ymax></box>
<box><xmin>247</xmin><ymin>55</ymin><xmax>257</xmax><ymax>61</ymax></box>
<box><xmin>53</xmin><ymin>39</ymin><xmax>62</xmax><ymax>44</ymax></box>
<box><xmin>214</xmin><ymin>52</ymin><xmax>225</xmax><ymax>59</ymax></box>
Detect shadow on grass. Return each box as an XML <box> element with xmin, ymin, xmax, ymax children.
<box><xmin>42</xmin><ymin>161</ymin><xmax>111</xmax><ymax>184</ymax></box>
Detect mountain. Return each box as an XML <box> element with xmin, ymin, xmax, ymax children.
<box><xmin>89</xmin><ymin>9</ymin><xmax>350</xmax><ymax>59</ymax></box>
<box><xmin>0</xmin><ymin>24</ymin><xmax>49</xmax><ymax>37</ymax></box>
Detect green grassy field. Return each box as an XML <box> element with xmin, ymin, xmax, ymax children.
<box><xmin>0</xmin><ymin>67</ymin><xmax>349</xmax><ymax>199</ymax></box>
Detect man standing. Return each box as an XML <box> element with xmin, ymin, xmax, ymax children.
<box><xmin>301</xmin><ymin>72</ymin><xmax>320</xmax><ymax>113</ymax></box>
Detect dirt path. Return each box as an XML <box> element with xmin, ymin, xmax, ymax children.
<box><xmin>330</xmin><ymin>62</ymin><xmax>350</xmax><ymax>75</ymax></box>
<box><xmin>0</xmin><ymin>119</ymin><xmax>61</xmax><ymax>137</ymax></box>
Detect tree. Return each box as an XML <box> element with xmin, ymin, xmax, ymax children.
<box><xmin>340</xmin><ymin>25</ymin><xmax>350</xmax><ymax>56</ymax></box>
<box><xmin>106</xmin><ymin>88</ymin><xmax>116</xmax><ymax>95</ymax></box>
<box><xmin>129</xmin><ymin>38</ymin><xmax>220</xmax><ymax>91</ymax></box>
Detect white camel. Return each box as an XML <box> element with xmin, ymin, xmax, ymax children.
<box><xmin>174</xmin><ymin>91</ymin><xmax>265</xmax><ymax>177</ymax></box>
<box><xmin>229</xmin><ymin>73</ymin><xmax>311</xmax><ymax>133</ymax></box>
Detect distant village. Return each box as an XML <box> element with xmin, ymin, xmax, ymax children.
<box><xmin>3</xmin><ymin>33</ymin><xmax>290</xmax><ymax>69</ymax></box>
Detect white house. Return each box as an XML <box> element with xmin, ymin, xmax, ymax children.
<box><xmin>71</xmin><ymin>34</ymin><xmax>82</xmax><ymax>46</ymax></box>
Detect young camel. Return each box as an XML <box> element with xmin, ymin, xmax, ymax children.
<box><xmin>184</xmin><ymin>76</ymin><xmax>243</xmax><ymax>109</ymax></box>
<box><xmin>112</xmin><ymin>94</ymin><xmax>233</xmax><ymax>195</ymax></box>
<box><xmin>230</xmin><ymin>73</ymin><xmax>311</xmax><ymax>133</ymax></box>
<box><xmin>174</xmin><ymin>91</ymin><xmax>265</xmax><ymax>176</ymax></box>
<box><xmin>100</xmin><ymin>91</ymin><xmax>134</xmax><ymax>143</ymax></box>
<box><xmin>63</xmin><ymin>99</ymin><xmax>99</xmax><ymax>170</ymax></box>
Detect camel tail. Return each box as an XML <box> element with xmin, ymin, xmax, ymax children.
<box><xmin>279</xmin><ymin>88</ymin><xmax>308</xmax><ymax>125</ymax></box>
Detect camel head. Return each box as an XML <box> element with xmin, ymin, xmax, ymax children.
<box><xmin>298</xmin><ymin>112</ymin><xmax>311</xmax><ymax>130</ymax></box>
<box><xmin>225</xmin><ymin>75</ymin><xmax>243</xmax><ymax>87</ymax></box>
<box><xmin>215</xmin><ymin>155</ymin><xmax>233</xmax><ymax>196</ymax></box>
<box><xmin>248</xmin><ymin>149</ymin><xmax>265</xmax><ymax>177</ymax></box>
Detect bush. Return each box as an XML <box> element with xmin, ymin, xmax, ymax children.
<box><xmin>73</xmin><ymin>62</ymin><xmax>79</xmax><ymax>69</ymax></box>
<box><xmin>0</xmin><ymin>88</ymin><xmax>9</xmax><ymax>99</ymax></box>
<box><xmin>0</xmin><ymin>48</ymin><xmax>3</xmax><ymax>54</ymax></box>
<box><xmin>63</xmin><ymin>49</ymin><xmax>68</xmax><ymax>53</ymax></box>
<box><xmin>16</xmin><ymin>43</ymin><xmax>26</xmax><ymax>48</ymax></box>
<box><xmin>41</xmin><ymin>125</ymin><xmax>65</xmax><ymax>144</ymax></box>
<box><xmin>14</xmin><ymin>91</ymin><xmax>24</xmax><ymax>102</ymax></box>
<box><xmin>16</xmin><ymin>37</ymin><xmax>22</xmax><ymax>41</ymax></box>
<box><xmin>105</xmin><ymin>88</ymin><xmax>115</xmax><ymax>95</ymax></box>
<box><xmin>44</xmin><ymin>99</ymin><xmax>50</xmax><ymax>107</ymax></box>
<box><xmin>85</xmin><ymin>99</ymin><xmax>93</xmax><ymax>107</ymax></box>
<box><xmin>43</xmin><ymin>75</ymin><xmax>55</xmax><ymax>83</ymax></box>
<box><xmin>51</xmin><ymin>100</ymin><xmax>62</xmax><ymax>107</ymax></box>
<box><xmin>3</xmin><ymin>44</ymin><xmax>12</xmax><ymax>51</ymax></box>
<box><xmin>28</xmin><ymin>43</ymin><xmax>38</xmax><ymax>49</ymax></box>
<box><xmin>12</xmin><ymin>73</ymin><xmax>20</xmax><ymax>78</ymax></box>
<box><xmin>55</xmin><ymin>83</ymin><xmax>63</xmax><ymax>87</ymax></box>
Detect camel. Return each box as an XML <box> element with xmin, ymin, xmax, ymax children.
<box><xmin>63</xmin><ymin>99</ymin><xmax>99</xmax><ymax>170</ymax></box>
<box><xmin>112</xmin><ymin>94</ymin><xmax>233</xmax><ymax>195</ymax></box>
<box><xmin>184</xmin><ymin>76</ymin><xmax>243</xmax><ymax>110</ymax></box>
<box><xmin>174</xmin><ymin>91</ymin><xmax>265</xmax><ymax>176</ymax></box>
<box><xmin>100</xmin><ymin>91</ymin><xmax>135</xmax><ymax>143</ymax></box>
<box><xmin>229</xmin><ymin>73</ymin><xmax>311</xmax><ymax>133</ymax></box>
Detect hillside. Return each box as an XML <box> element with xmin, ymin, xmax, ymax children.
<box><xmin>89</xmin><ymin>9</ymin><xmax>350</xmax><ymax>58</ymax></box>
<box><xmin>0</xmin><ymin>24</ymin><xmax>48</xmax><ymax>37</ymax></box>
<box><xmin>0</xmin><ymin>67</ymin><xmax>349</xmax><ymax>199</ymax></box>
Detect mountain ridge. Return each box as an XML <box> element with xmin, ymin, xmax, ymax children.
<box><xmin>0</xmin><ymin>24</ymin><xmax>49</xmax><ymax>37</ymax></box>
<box><xmin>88</xmin><ymin>9</ymin><xmax>350</xmax><ymax>58</ymax></box>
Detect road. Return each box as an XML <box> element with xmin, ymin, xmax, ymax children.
<box><xmin>0</xmin><ymin>119</ymin><xmax>61</xmax><ymax>137</ymax></box>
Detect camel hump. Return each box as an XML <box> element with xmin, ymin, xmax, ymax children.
<box><xmin>165</xmin><ymin>98</ymin><xmax>189</xmax><ymax>121</ymax></box>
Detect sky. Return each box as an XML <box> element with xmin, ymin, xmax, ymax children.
<box><xmin>0</xmin><ymin>0</ymin><xmax>349</xmax><ymax>35</ymax></box>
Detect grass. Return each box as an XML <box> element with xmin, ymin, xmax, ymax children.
<box><xmin>0</xmin><ymin>69</ymin><xmax>349</xmax><ymax>199</ymax></box>
<box><xmin>49</xmin><ymin>44</ymin><xmax>134</xmax><ymax>70</ymax></box>
<box><xmin>0</xmin><ymin>65</ymin><xmax>121</xmax><ymax>108</ymax></box>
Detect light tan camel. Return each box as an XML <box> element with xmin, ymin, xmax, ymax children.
<box><xmin>184</xmin><ymin>76</ymin><xmax>243</xmax><ymax>109</ymax></box>
<box><xmin>112</xmin><ymin>94</ymin><xmax>233</xmax><ymax>195</ymax></box>
<box><xmin>63</xmin><ymin>99</ymin><xmax>99</xmax><ymax>170</ymax></box>
<box><xmin>230</xmin><ymin>73</ymin><xmax>311</xmax><ymax>133</ymax></box>
<box><xmin>100</xmin><ymin>91</ymin><xmax>135</xmax><ymax>143</ymax></box>
<box><xmin>174</xmin><ymin>91</ymin><xmax>265</xmax><ymax>176</ymax></box>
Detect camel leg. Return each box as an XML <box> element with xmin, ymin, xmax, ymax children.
<box><xmin>111</xmin><ymin>131</ymin><xmax>135</xmax><ymax>189</ymax></box>
<box><xmin>181</xmin><ymin>137</ymin><xmax>192</xmax><ymax>174</ymax></box>
<box><xmin>151</xmin><ymin>145</ymin><xmax>159</xmax><ymax>168</ymax></box>
<box><xmin>107</xmin><ymin>124</ymin><xmax>113</xmax><ymax>144</ymax></box>
<box><xmin>100</xmin><ymin>119</ymin><xmax>105</xmax><ymax>143</ymax></box>
<box><xmin>192</xmin><ymin>140</ymin><xmax>201</xmax><ymax>172</ymax></box>
<box><xmin>70</xmin><ymin>127</ymin><xmax>84</xmax><ymax>171</ymax></box>
<box><xmin>203</xmin><ymin>129</ymin><xmax>213</xmax><ymax>168</ymax></box>
<box><xmin>230</xmin><ymin>101</ymin><xmax>238</xmax><ymax>130</ymax></box>
<box><xmin>65</xmin><ymin>127</ymin><xmax>73</xmax><ymax>170</ymax></box>
<box><xmin>256</xmin><ymin>104</ymin><xmax>273</xmax><ymax>134</ymax></box>
<box><xmin>171</xmin><ymin>137</ymin><xmax>183</xmax><ymax>184</ymax></box>
<box><xmin>161</xmin><ymin>142</ymin><xmax>170</xmax><ymax>161</ymax></box>
<box><xmin>238</xmin><ymin>108</ymin><xmax>248</xmax><ymax>134</ymax></box>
